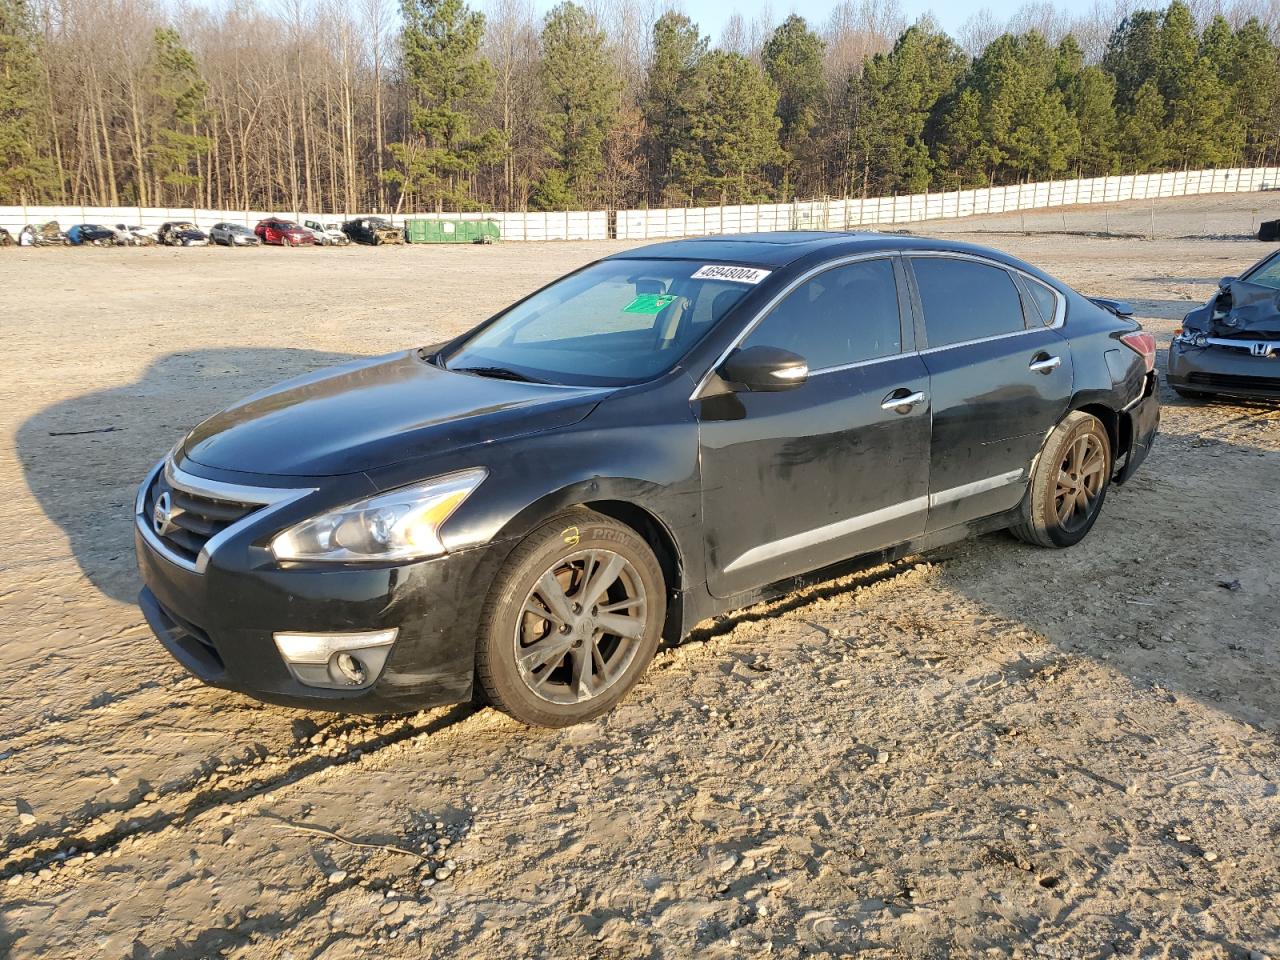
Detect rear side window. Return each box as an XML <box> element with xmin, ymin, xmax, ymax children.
<box><xmin>912</xmin><ymin>258</ymin><xmax>1027</xmax><ymax>348</ymax></box>
<box><xmin>1024</xmin><ymin>277</ymin><xmax>1061</xmax><ymax>326</ymax></box>
<box><xmin>742</xmin><ymin>258</ymin><xmax>902</xmax><ymax>369</ymax></box>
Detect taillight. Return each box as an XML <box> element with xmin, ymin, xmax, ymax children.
<box><xmin>1120</xmin><ymin>331</ymin><xmax>1157</xmax><ymax>373</ymax></box>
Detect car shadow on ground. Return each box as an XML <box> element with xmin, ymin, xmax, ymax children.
<box><xmin>15</xmin><ymin>348</ymin><xmax>359</xmax><ymax>605</ymax></box>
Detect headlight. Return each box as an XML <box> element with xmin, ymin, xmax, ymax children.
<box><xmin>270</xmin><ymin>468</ymin><xmax>486</xmax><ymax>562</ymax></box>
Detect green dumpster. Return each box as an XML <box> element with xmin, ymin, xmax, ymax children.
<box><xmin>404</xmin><ymin>219</ymin><xmax>500</xmax><ymax>244</ymax></box>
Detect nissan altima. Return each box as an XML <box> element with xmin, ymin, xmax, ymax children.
<box><xmin>134</xmin><ymin>232</ymin><xmax>1160</xmax><ymax>727</ymax></box>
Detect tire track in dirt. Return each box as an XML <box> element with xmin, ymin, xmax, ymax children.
<box><xmin>0</xmin><ymin>703</ymin><xmax>476</xmax><ymax>883</ymax></box>
<box><xmin>1</xmin><ymin>559</ymin><xmax>931</xmax><ymax>887</ymax></box>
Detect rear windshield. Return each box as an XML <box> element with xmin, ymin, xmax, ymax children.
<box><xmin>1243</xmin><ymin>252</ymin><xmax>1280</xmax><ymax>290</ymax></box>
<box><xmin>444</xmin><ymin>258</ymin><xmax>757</xmax><ymax>386</ymax></box>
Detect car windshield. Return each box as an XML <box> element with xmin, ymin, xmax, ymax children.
<box><xmin>1243</xmin><ymin>253</ymin><xmax>1280</xmax><ymax>291</ymax></box>
<box><xmin>443</xmin><ymin>258</ymin><xmax>756</xmax><ymax>387</ymax></box>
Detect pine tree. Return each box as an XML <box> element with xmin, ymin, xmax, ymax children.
<box><xmin>933</xmin><ymin>86</ymin><xmax>988</xmax><ymax>187</ymax></box>
<box><xmin>669</xmin><ymin>52</ymin><xmax>783</xmax><ymax>204</ymax></box>
<box><xmin>981</xmin><ymin>33</ymin><xmax>1076</xmax><ymax>182</ymax></box>
<box><xmin>1217</xmin><ymin>19</ymin><xmax>1279</xmax><ymax>165</ymax></box>
<box><xmin>1157</xmin><ymin>3</ymin><xmax>1229</xmax><ymax>168</ymax></box>
<box><xmin>852</xmin><ymin>23</ymin><xmax>966</xmax><ymax>195</ymax></box>
<box><xmin>1056</xmin><ymin>36</ymin><xmax>1117</xmax><ymax>176</ymax></box>
<box><xmin>1117</xmin><ymin>79</ymin><xmax>1167</xmax><ymax>171</ymax></box>
<box><xmin>0</xmin><ymin>0</ymin><xmax>54</xmax><ymax>203</ymax></box>
<box><xmin>1103</xmin><ymin>10</ymin><xmax>1163</xmax><ymax>112</ymax></box>
<box><xmin>536</xmin><ymin>2</ymin><xmax>619</xmax><ymax>209</ymax></box>
<box><xmin>641</xmin><ymin>12</ymin><xmax>707</xmax><ymax>204</ymax></box>
<box><xmin>761</xmin><ymin>15</ymin><xmax>825</xmax><ymax>198</ymax></box>
<box><xmin>386</xmin><ymin>0</ymin><xmax>505</xmax><ymax>212</ymax></box>
<box><xmin>144</xmin><ymin>28</ymin><xmax>212</xmax><ymax>205</ymax></box>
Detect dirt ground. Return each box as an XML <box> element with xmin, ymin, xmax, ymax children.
<box><xmin>2</xmin><ymin>193</ymin><xmax>1279</xmax><ymax>959</ymax></box>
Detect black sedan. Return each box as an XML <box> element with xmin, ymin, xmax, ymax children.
<box><xmin>1168</xmin><ymin>249</ymin><xmax>1280</xmax><ymax>400</ymax></box>
<box><xmin>134</xmin><ymin>233</ymin><xmax>1159</xmax><ymax>727</ymax></box>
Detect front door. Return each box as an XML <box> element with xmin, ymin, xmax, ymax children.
<box><xmin>697</xmin><ymin>256</ymin><xmax>931</xmax><ymax>598</ymax></box>
<box><xmin>905</xmin><ymin>255</ymin><xmax>1074</xmax><ymax>530</ymax></box>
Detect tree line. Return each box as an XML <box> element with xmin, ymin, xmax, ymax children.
<box><xmin>1</xmin><ymin>0</ymin><xmax>1278</xmax><ymax>214</ymax></box>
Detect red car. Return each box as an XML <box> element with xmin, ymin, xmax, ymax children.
<box><xmin>254</xmin><ymin>218</ymin><xmax>315</xmax><ymax>246</ymax></box>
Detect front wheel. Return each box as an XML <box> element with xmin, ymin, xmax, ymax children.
<box><xmin>1011</xmin><ymin>411</ymin><xmax>1112</xmax><ymax>548</ymax></box>
<box><xmin>475</xmin><ymin>510</ymin><xmax>665</xmax><ymax>727</ymax></box>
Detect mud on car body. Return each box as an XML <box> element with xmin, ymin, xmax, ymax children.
<box><xmin>1168</xmin><ymin>249</ymin><xmax>1280</xmax><ymax>400</ymax></box>
<box><xmin>135</xmin><ymin>232</ymin><xmax>1160</xmax><ymax>727</ymax></box>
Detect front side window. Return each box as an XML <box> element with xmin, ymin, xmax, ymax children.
<box><xmin>912</xmin><ymin>258</ymin><xmax>1027</xmax><ymax>348</ymax></box>
<box><xmin>445</xmin><ymin>259</ymin><xmax>754</xmax><ymax>386</ymax></box>
<box><xmin>741</xmin><ymin>258</ymin><xmax>902</xmax><ymax>369</ymax></box>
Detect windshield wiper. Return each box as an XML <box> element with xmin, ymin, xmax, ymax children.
<box><xmin>450</xmin><ymin>364</ymin><xmax>547</xmax><ymax>384</ymax></box>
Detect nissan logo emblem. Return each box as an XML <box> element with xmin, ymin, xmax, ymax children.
<box><xmin>153</xmin><ymin>491</ymin><xmax>178</xmax><ymax>537</ymax></box>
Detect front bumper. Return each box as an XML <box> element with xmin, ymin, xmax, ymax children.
<box><xmin>134</xmin><ymin>466</ymin><xmax>510</xmax><ymax>714</ymax></box>
<box><xmin>1168</xmin><ymin>340</ymin><xmax>1280</xmax><ymax>398</ymax></box>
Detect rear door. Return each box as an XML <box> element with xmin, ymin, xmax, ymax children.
<box><xmin>697</xmin><ymin>255</ymin><xmax>931</xmax><ymax>597</ymax></box>
<box><xmin>904</xmin><ymin>254</ymin><xmax>1073</xmax><ymax>530</ymax></box>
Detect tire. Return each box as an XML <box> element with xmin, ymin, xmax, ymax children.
<box><xmin>1172</xmin><ymin>385</ymin><xmax>1210</xmax><ymax>401</ymax></box>
<box><xmin>1011</xmin><ymin>411</ymin><xmax>1113</xmax><ymax>549</ymax></box>
<box><xmin>475</xmin><ymin>509</ymin><xmax>666</xmax><ymax>727</ymax></box>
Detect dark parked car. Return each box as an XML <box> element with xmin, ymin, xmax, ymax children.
<box><xmin>210</xmin><ymin>222</ymin><xmax>261</xmax><ymax>247</ymax></box>
<box><xmin>342</xmin><ymin>217</ymin><xmax>403</xmax><ymax>245</ymax></box>
<box><xmin>134</xmin><ymin>232</ymin><xmax>1159</xmax><ymax>727</ymax></box>
<box><xmin>67</xmin><ymin>224</ymin><xmax>118</xmax><ymax>245</ymax></box>
<box><xmin>158</xmin><ymin>221</ymin><xmax>209</xmax><ymax>247</ymax></box>
<box><xmin>1168</xmin><ymin>249</ymin><xmax>1280</xmax><ymax>400</ymax></box>
<box><xmin>255</xmin><ymin>218</ymin><xmax>315</xmax><ymax>246</ymax></box>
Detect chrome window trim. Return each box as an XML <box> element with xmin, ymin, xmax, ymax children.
<box><xmin>136</xmin><ymin>457</ymin><xmax>316</xmax><ymax>574</ymax></box>
<box><xmin>720</xmin><ymin>470</ymin><xmax>1028</xmax><ymax>574</ymax></box>
<box><xmin>690</xmin><ymin>251</ymin><xmax>901</xmax><ymax>400</ymax></box>
<box><xmin>903</xmin><ymin>251</ymin><xmax>1066</xmax><ymax>353</ymax></box>
<box><xmin>804</xmin><ymin>350</ymin><xmax>914</xmax><ymax>378</ymax></box>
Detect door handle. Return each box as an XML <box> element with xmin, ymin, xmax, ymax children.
<box><xmin>1029</xmin><ymin>354</ymin><xmax>1062</xmax><ymax>374</ymax></box>
<box><xmin>881</xmin><ymin>389</ymin><xmax>926</xmax><ymax>413</ymax></box>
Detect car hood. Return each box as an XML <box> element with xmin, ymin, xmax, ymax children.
<box><xmin>1206</xmin><ymin>280</ymin><xmax>1280</xmax><ymax>340</ymax></box>
<box><xmin>182</xmin><ymin>351</ymin><xmax>604</xmax><ymax>476</ymax></box>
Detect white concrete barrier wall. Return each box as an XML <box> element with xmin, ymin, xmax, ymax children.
<box><xmin>3</xmin><ymin>167</ymin><xmax>1277</xmax><ymax>241</ymax></box>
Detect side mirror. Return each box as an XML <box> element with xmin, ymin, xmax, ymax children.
<box><xmin>1219</xmin><ymin>276</ymin><xmax>1237</xmax><ymax>289</ymax></box>
<box><xmin>718</xmin><ymin>345</ymin><xmax>809</xmax><ymax>392</ymax></box>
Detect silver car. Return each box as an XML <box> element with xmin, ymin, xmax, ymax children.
<box><xmin>210</xmin><ymin>222</ymin><xmax>261</xmax><ymax>247</ymax></box>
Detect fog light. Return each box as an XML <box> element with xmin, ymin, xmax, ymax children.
<box><xmin>273</xmin><ymin>629</ymin><xmax>397</xmax><ymax>689</ymax></box>
<box><xmin>335</xmin><ymin>653</ymin><xmax>367</xmax><ymax>685</ymax></box>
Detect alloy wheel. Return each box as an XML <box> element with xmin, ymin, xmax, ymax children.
<box><xmin>514</xmin><ymin>549</ymin><xmax>647</xmax><ymax>705</ymax></box>
<box><xmin>1055</xmin><ymin>432</ymin><xmax>1107</xmax><ymax>532</ymax></box>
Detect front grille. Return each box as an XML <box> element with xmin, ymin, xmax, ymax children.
<box><xmin>1187</xmin><ymin>372</ymin><xmax>1280</xmax><ymax>392</ymax></box>
<box><xmin>144</xmin><ymin>470</ymin><xmax>262</xmax><ymax>564</ymax></box>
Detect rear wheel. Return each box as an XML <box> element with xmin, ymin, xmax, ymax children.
<box><xmin>1012</xmin><ymin>411</ymin><xmax>1112</xmax><ymax>548</ymax></box>
<box><xmin>475</xmin><ymin>510</ymin><xmax>665</xmax><ymax>727</ymax></box>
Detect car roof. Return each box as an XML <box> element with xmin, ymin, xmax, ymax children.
<box><xmin>606</xmin><ymin>231</ymin><xmax>1030</xmax><ymax>272</ymax></box>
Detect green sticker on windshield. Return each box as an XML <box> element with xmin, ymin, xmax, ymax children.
<box><xmin>623</xmin><ymin>293</ymin><xmax>676</xmax><ymax>314</ymax></box>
